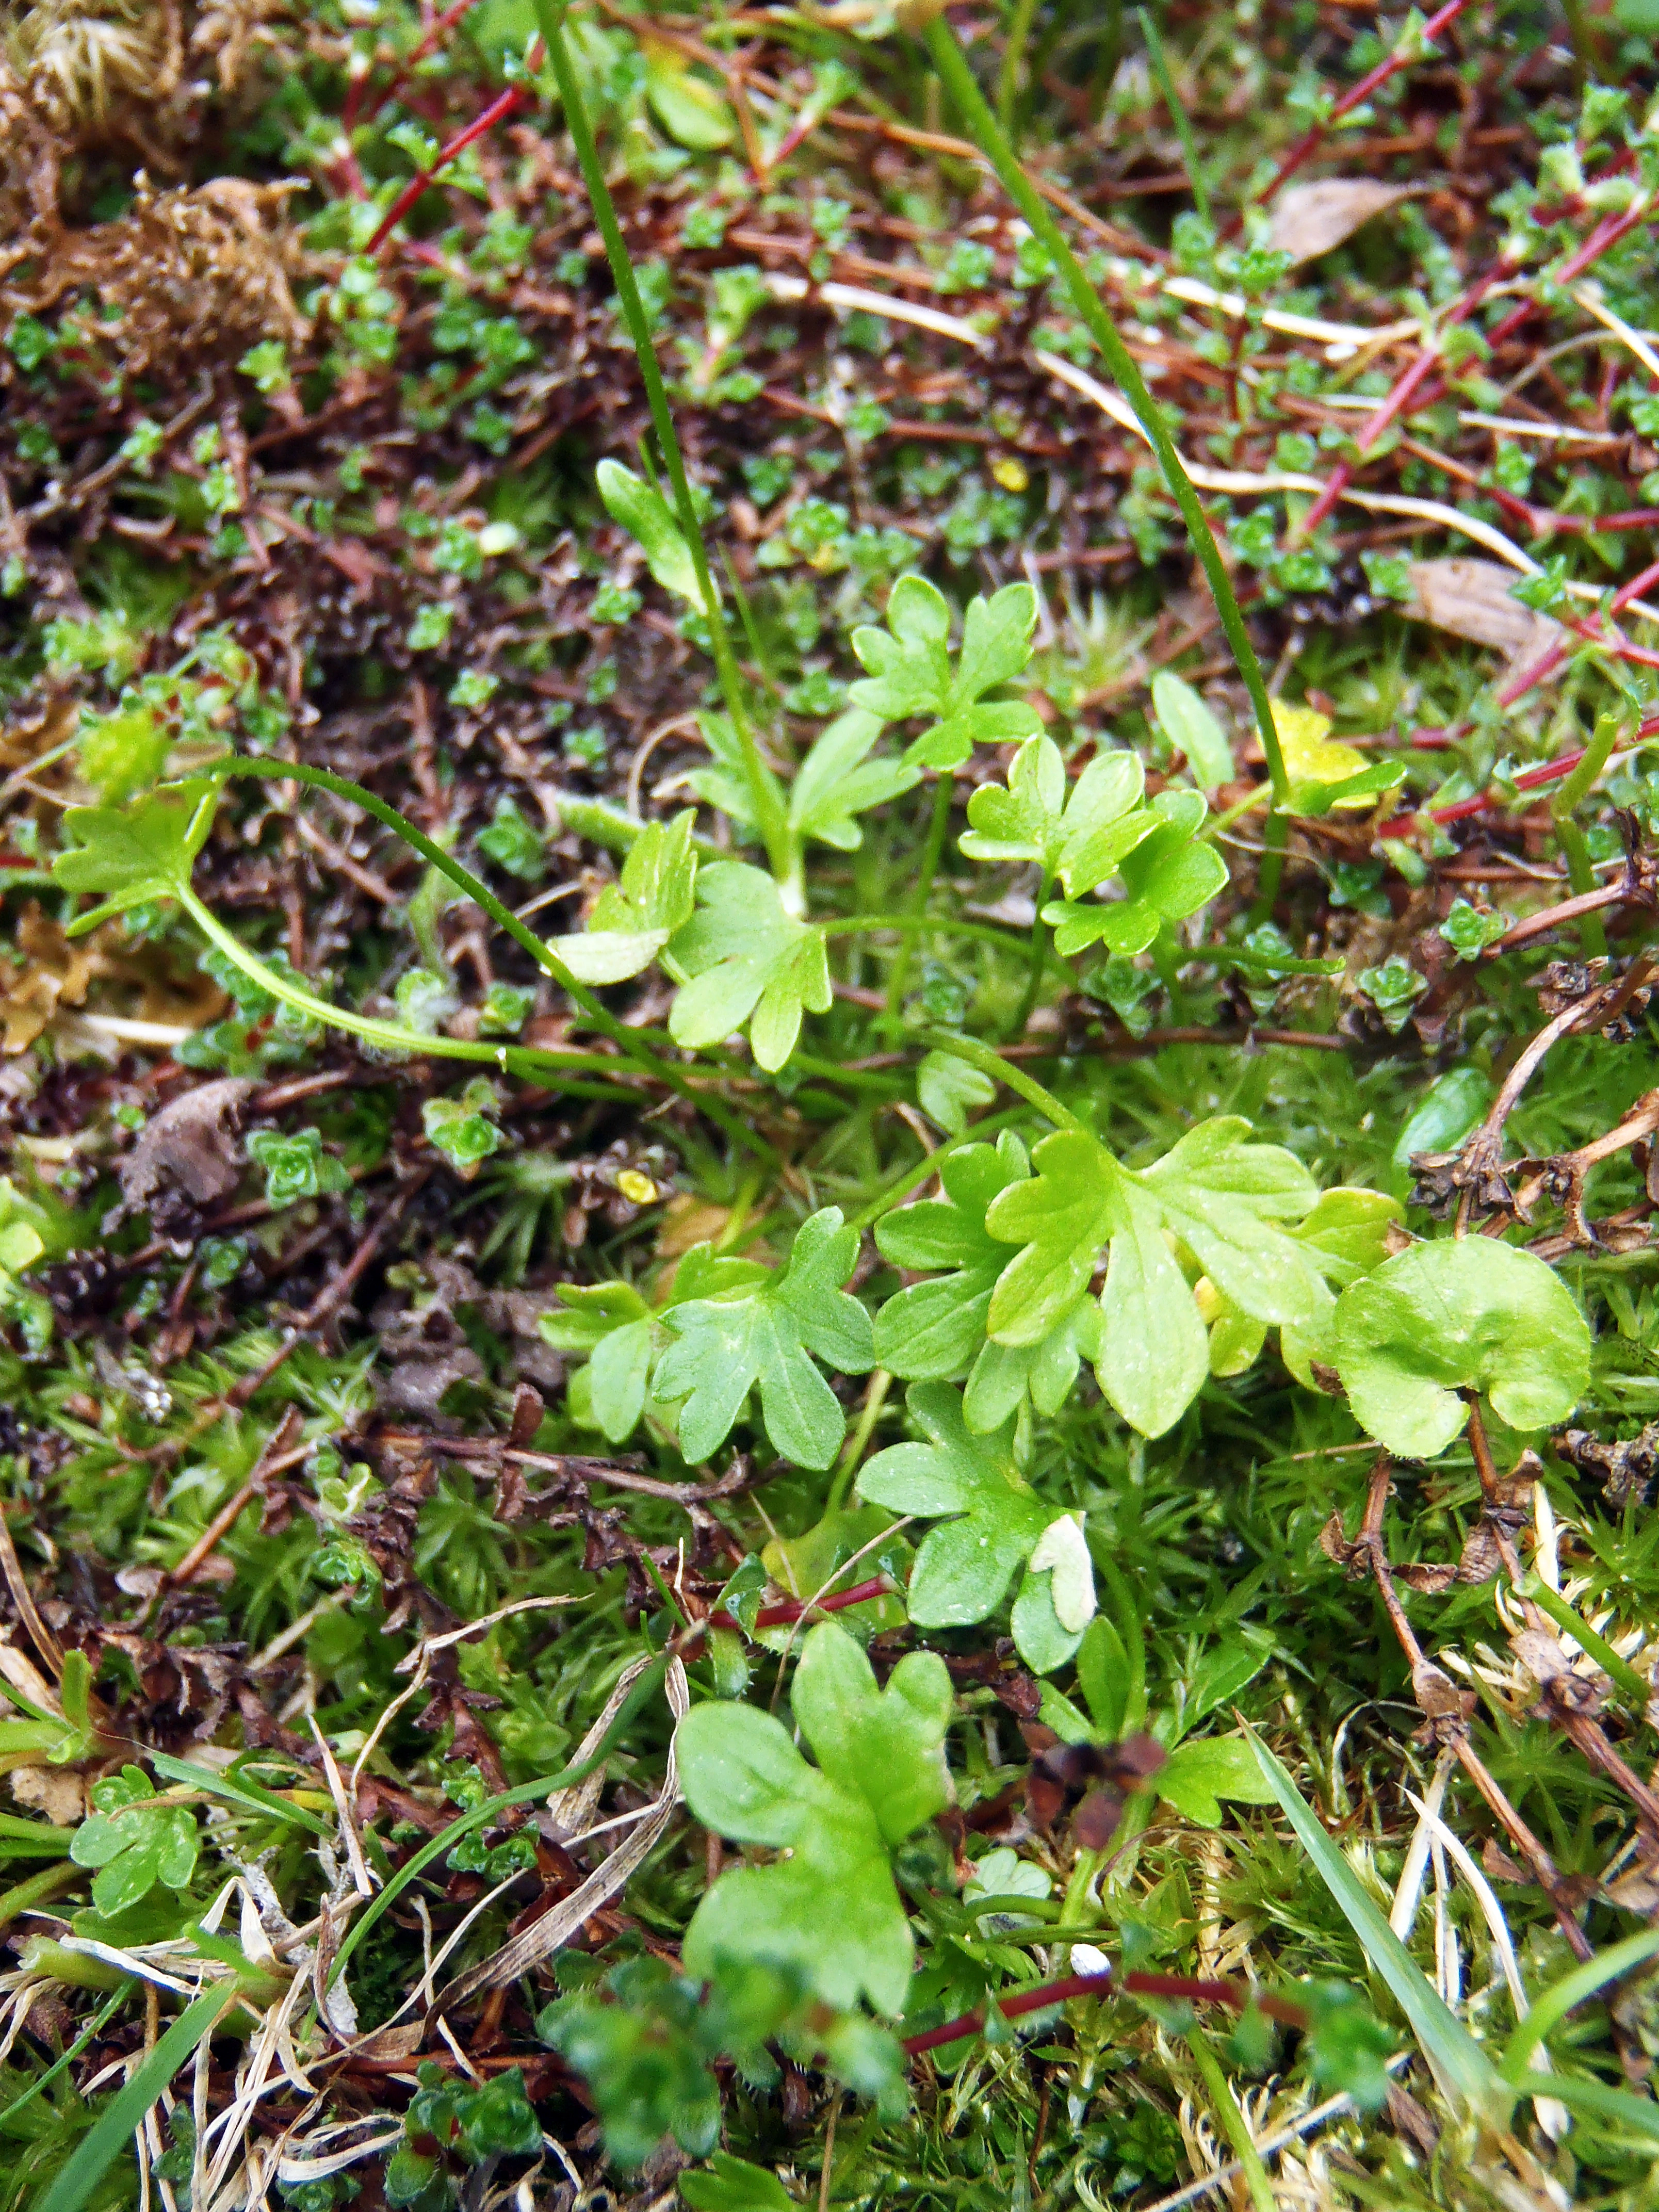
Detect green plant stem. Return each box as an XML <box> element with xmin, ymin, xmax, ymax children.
<box><xmin>919</xmin><ymin>1029</ymin><xmax>1083</xmax><ymax>1132</ymax></box>
<box><xmin>1253</xmin><ymin>806</ymin><xmax>1287</xmax><ymax>920</ymax></box>
<box><xmin>1007</xmin><ymin>865</ymin><xmax>1054</xmax><ymax>1040</ymax></box>
<box><xmin>884</xmin><ymin>776</ymin><xmax>956</xmax><ymax>1018</ymax></box>
<box><xmin>826</xmin><ymin>1368</ymin><xmax>893</xmax><ymax>1511</ymax></box>
<box><xmin>0</xmin><ymin>1980</ymin><xmax>129</xmax><ymax>2132</ymax></box>
<box><xmin>1137</xmin><ymin>9</ymin><xmax>1208</xmax><ymax>225</ymax></box>
<box><xmin>1520</xmin><ymin>1579</ymin><xmax>1652</xmax><ymax>1716</ymax></box>
<box><xmin>1185</xmin><ymin>2028</ymin><xmax>1276</xmax><ymax>2212</ymax></box>
<box><xmin>209</xmin><ymin>760</ymin><xmax>775</xmax><ymax>1162</ymax></box>
<box><xmin>532</xmin><ymin>0</ymin><xmax>791</xmax><ymax>885</ymax></box>
<box><xmin>997</xmin><ymin>0</ymin><xmax>1041</xmax><ymax>138</ymax></box>
<box><xmin>1203</xmin><ymin>782</ymin><xmax>1274</xmax><ymax>839</ymax></box>
<box><xmin>180</xmin><ymin>888</ymin><xmax>637</xmax><ymax>1084</ymax></box>
<box><xmin>0</xmin><ymin>1859</ymin><xmax>84</xmax><ymax>1929</ymax></box>
<box><xmin>921</xmin><ymin>17</ymin><xmax>1287</xmax><ymax>814</ymax></box>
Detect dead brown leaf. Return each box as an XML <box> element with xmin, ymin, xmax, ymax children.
<box><xmin>1405</xmin><ymin>559</ymin><xmax>1567</xmax><ymax>677</ymax></box>
<box><xmin>118</xmin><ymin>1075</ymin><xmax>253</xmax><ymax>1213</ymax></box>
<box><xmin>9</xmin><ymin>1762</ymin><xmax>84</xmax><ymax>1824</ymax></box>
<box><xmin>1267</xmin><ymin>180</ymin><xmax>1416</xmax><ymax>265</ymax></box>
<box><xmin>1</xmin><ymin>903</ymin><xmax>92</xmax><ymax>1053</ymax></box>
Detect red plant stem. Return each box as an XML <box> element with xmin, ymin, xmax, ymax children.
<box><xmin>685</xmin><ymin>1577</ymin><xmax>893</xmax><ymax>1645</ymax></box>
<box><xmin>1228</xmin><ymin>0</ymin><xmax>1473</xmax><ymax>230</ymax></box>
<box><xmin>360</xmin><ymin>0</ymin><xmax>486</xmax><ymax>127</ymax></box>
<box><xmin>1425</xmin><ymin>710</ymin><xmax>1659</xmax><ymax>827</ymax></box>
<box><xmin>1297</xmin><ymin>162</ymin><xmax>1647</xmax><ymax>537</ymax></box>
<box><xmin>1485</xmin><ymin>188</ymin><xmax>1657</xmax><ymax>350</ymax></box>
<box><xmin>367</xmin><ymin>82</ymin><xmax>528</xmax><ymax>255</ymax></box>
<box><xmin>1298</xmin><ymin>258</ymin><xmax>1513</xmax><ymax>533</ymax></box>
<box><xmin>900</xmin><ymin>1966</ymin><xmax>1309</xmax><ymax>2057</ymax></box>
<box><xmin>1495</xmin><ymin>555</ymin><xmax>1659</xmax><ymax>711</ymax></box>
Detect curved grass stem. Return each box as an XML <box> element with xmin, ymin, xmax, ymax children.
<box><xmin>921</xmin><ymin>17</ymin><xmax>1288</xmax><ymax>818</ymax></box>
<box><xmin>531</xmin><ymin>0</ymin><xmax>791</xmax><ymax>886</ymax></box>
<box><xmin>213</xmin><ymin>758</ymin><xmax>774</xmax><ymax>1161</ymax></box>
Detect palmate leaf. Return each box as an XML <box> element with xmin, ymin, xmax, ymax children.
<box><xmin>677</xmin><ymin>1622</ymin><xmax>952</xmax><ymax>2015</ymax></box>
<box><xmin>654</xmin><ymin>1208</ymin><xmax>872</xmax><ymax>1467</ymax></box>
<box><xmin>872</xmin><ymin>1134</ymin><xmax>1101</xmax><ymax>1432</ymax></box>
<box><xmin>976</xmin><ymin>1117</ymin><xmax>1330</xmax><ymax>1438</ymax></box>
<box><xmin>1041</xmin><ymin>789</ymin><xmax>1227</xmax><ymax>957</ymax></box>
<box><xmin>858</xmin><ymin>1384</ymin><xmax>1094</xmax><ymax>1673</ymax></box>
<box><xmin>53</xmin><ymin>778</ymin><xmax>219</xmax><ymax>931</ymax></box>
<box><xmin>666</xmin><ymin>862</ymin><xmax>831</xmax><ymax>1070</ymax></box>
<box><xmin>959</xmin><ymin>734</ymin><xmax>1150</xmax><ymax>890</ymax></box>
<box><xmin>550</xmin><ymin>808</ymin><xmax>698</xmax><ymax>985</ymax></box>
<box><xmin>848</xmin><ymin>575</ymin><xmax>1042</xmax><ymax>768</ymax></box>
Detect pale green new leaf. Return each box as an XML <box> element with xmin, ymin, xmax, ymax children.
<box><xmin>53</xmin><ymin>778</ymin><xmax>219</xmax><ymax>932</ymax></box>
<box><xmin>959</xmin><ymin>734</ymin><xmax>1149</xmax><ymax>890</ymax></box>
<box><xmin>677</xmin><ymin>1622</ymin><xmax>951</xmax><ymax>2014</ymax></box>
<box><xmin>1334</xmin><ymin>1237</ymin><xmax>1591</xmax><ymax>1458</ymax></box>
<box><xmin>1150</xmin><ymin>670</ymin><xmax>1234</xmax><ymax>790</ymax></box>
<box><xmin>1042</xmin><ymin>790</ymin><xmax>1227</xmax><ymax>957</ymax></box>
<box><xmin>548</xmin><ymin>808</ymin><xmax>698</xmax><ymax>984</ymax></box>
<box><xmin>667</xmin><ymin>863</ymin><xmax>830</xmax><ymax>1070</ymax></box>
<box><xmin>654</xmin><ymin>1208</ymin><xmax>872</xmax><ymax>1467</ymax></box>
<box><xmin>848</xmin><ymin>575</ymin><xmax>1041</xmax><ymax>768</ymax></box>
<box><xmin>788</xmin><ymin>708</ymin><xmax>917</xmax><ymax>852</ymax></box>
<box><xmin>596</xmin><ymin>459</ymin><xmax>703</xmax><ymax>605</ymax></box>
<box><xmin>1097</xmin><ymin>1173</ymin><xmax>1209</xmax><ymax>1438</ymax></box>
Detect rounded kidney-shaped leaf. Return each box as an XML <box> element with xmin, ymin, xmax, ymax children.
<box><xmin>1333</xmin><ymin>1238</ymin><xmax>1590</xmax><ymax>1458</ymax></box>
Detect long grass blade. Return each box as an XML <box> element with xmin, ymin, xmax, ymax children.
<box><xmin>33</xmin><ymin>1988</ymin><xmax>234</xmax><ymax>2212</ymax></box>
<box><xmin>1243</xmin><ymin>1726</ymin><xmax>1510</xmax><ymax>2122</ymax></box>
